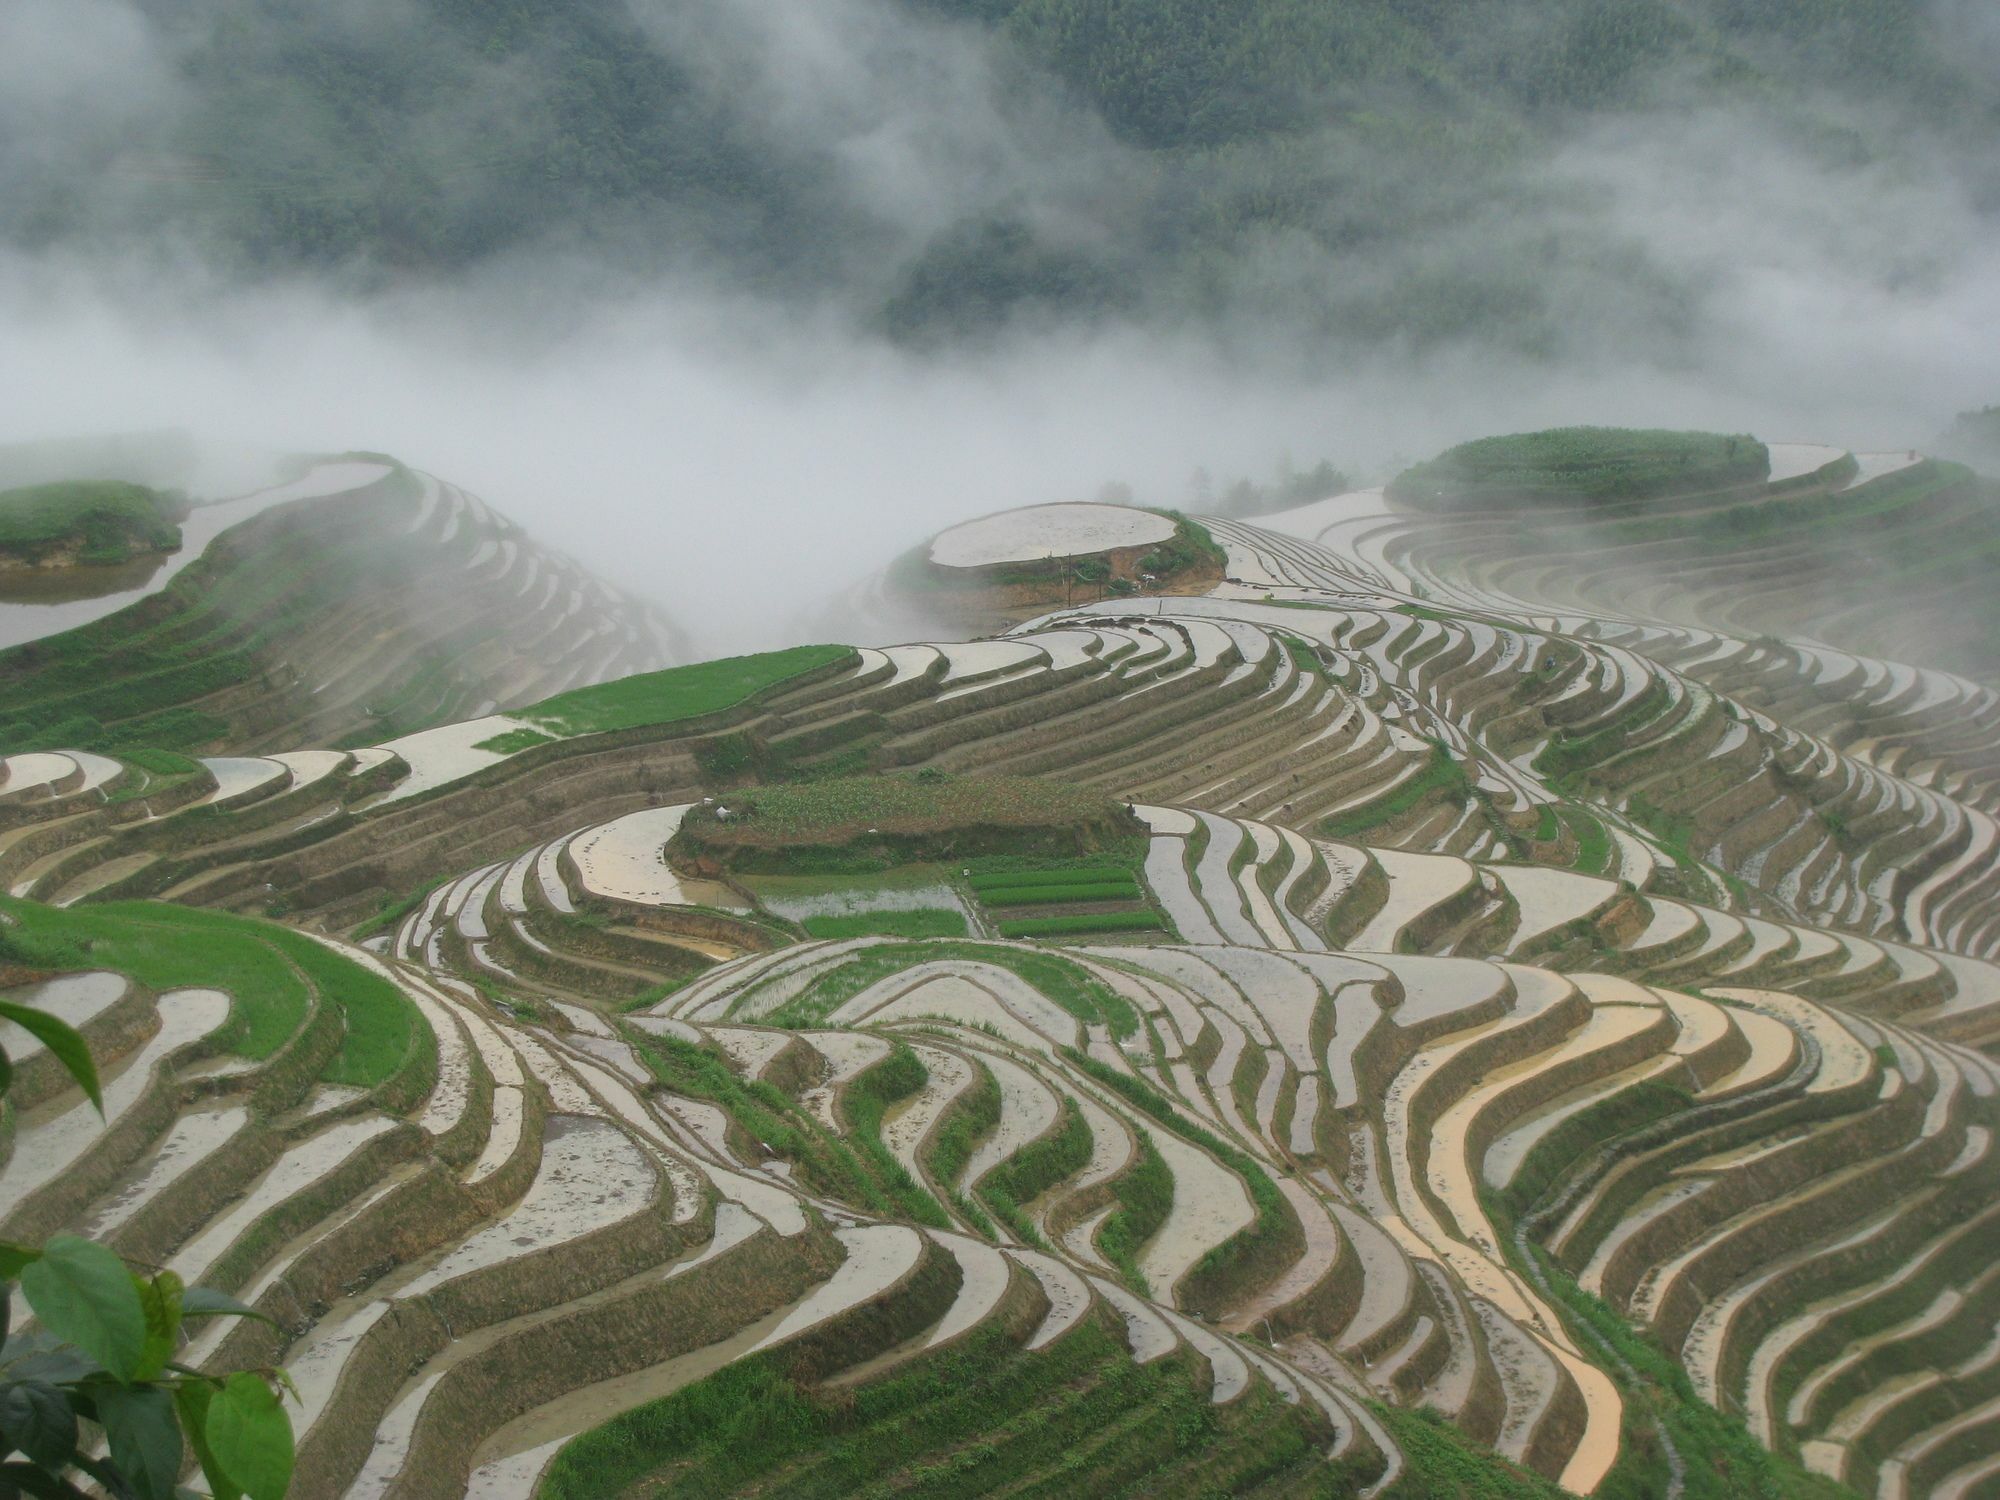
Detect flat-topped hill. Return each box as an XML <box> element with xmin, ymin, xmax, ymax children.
<box><xmin>883</xmin><ymin>505</ymin><xmax>1226</xmax><ymax>636</ymax></box>
<box><xmin>0</xmin><ymin>480</ymin><xmax>183</xmax><ymax>569</ymax></box>
<box><xmin>671</xmin><ymin>772</ymin><xmax>1144</xmax><ymax>872</ymax></box>
<box><xmin>928</xmin><ymin>503</ymin><xmax>1178</xmax><ymax>568</ymax></box>
<box><xmin>1387</xmin><ymin>427</ymin><xmax>1770</xmax><ymax>511</ymax></box>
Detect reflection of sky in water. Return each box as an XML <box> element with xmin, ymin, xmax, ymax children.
<box><xmin>754</xmin><ymin>879</ymin><xmax>969</xmax><ymax>923</ymax></box>
<box><xmin>0</xmin><ymin>551</ymin><xmax>169</xmax><ymax>606</ymax></box>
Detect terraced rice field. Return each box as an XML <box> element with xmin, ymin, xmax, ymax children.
<box><xmin>7</xmin><ymin>436</ymin><xmax>2000</xmax><ymax>1499</ymax></box>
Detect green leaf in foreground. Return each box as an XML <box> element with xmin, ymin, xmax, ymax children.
<box><xmin>131</xmin><ymin>1272</ymin><xmax>182</xmax><ymax>1383</ymax></box>
<box><xmin>175</xmin><ymin>1381</ymin><xmax>242</xmax><ymax>1500</ymax></box>
<box><xmin>17</xmin><ymin>1238</ymin><xmax>146</xmax><ymax>1383</ymax></box>
<box><xmin>205</xmin><ymin>1372</ymin><xmax>294</xmax><ymax>1500</ymax></box>
<box><xmin>0</xmin><ymin>1000</ymin><xmax>101</xmax><ymax>1113</ymax></box>
<box><xmin>96</xmin><ymin>1384</ymin><xmax>181</xmax><ymax>1500</ymax></box>
<box><xmin>179</xmin><ymin>1286</ymin><xmax>275</xmax><ymax>1326</ymax></box>
<box><xmin>0</xmin><ymin>1378</ymin><xmax>77</xmax><ymax>1468</ymax></box>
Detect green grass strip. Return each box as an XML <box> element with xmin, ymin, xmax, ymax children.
<box><xmin>978</xmin><ymin>1100</ymin><xmax>1092</xmax><ymax>1249</ymax></box>
<box><xmin>520</xmin><ymin>644</ymin><xmax>854</xmax><ymax>736</ymax></box>
<box><xmin>1095</xmin><ymin>1127</ymin><xmax>1172</xmax><ymax>1296</ymax></box>
<box><xmin>769</xmin><ymin>940</ymin><xmax>1139</xmax><ymax>1040</ymax></box>
<box><xmin>921</xmin><ymin>1056</ymin><xmax>1000</xmax><ymax>1236</ymax></box>
<box><xmin>1066</xmin><ymin>1049</ymin><xmax>1293</xmax><ymax>1299</ymax></box>
<box><xmin>841</xmin><ymin>1042</ymin><xmax>953</xmax><ymax>1229</ymax></box>
<box><xmin>266</xmin><ymin>929</ymin><xmax>418</xmax><ymax>1087</ymax></box>
<box><xmin>976</xmin><ymin>881</ymin><xmax>1143</xmax><ymax>907</ymax></box>
<box><xmin>1321</xmin><ymin>737</ymin><xmax>1470</xmax><ymax>839</ymax></box>
<box><xmin>966</xmin><ymin>865</ymin><xmax>1137</xmax><ymax>891</ymax></box>
<box><xmin>628</xmin><ymin>1029</ymin><xmax>902</xmax><ymax>1218</ymax></box>
<box><xmin>996</xmin><ymin>911</ymin><xmax>1163</xmax><ymax>938</ymax></box>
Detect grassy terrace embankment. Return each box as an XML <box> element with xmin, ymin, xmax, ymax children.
<box><xmin>0</xmin><ymin>480</ymin><xmax>182</xmax><ymax>568</ymax></box>
<box><xmin>514</xmin><ymin>645</ymin><xmax>855</xmax><ymax>737</ymax></box>
<box><xmin>0</xmin><ymin>894</ymin><xmax>419</xmax><ymax>1086</ymax></box>
<box><xmin>671</xmin><ymin>772</ymin><xmax>1145</xmax><ymax>874</ymax></box>
<box><xmin>540</xmin><ymin>1318</ymin><xmax>1373</xmax><ymax>1499</ymax></box>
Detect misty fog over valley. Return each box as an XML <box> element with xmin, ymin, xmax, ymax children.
<box><xmin>4</xmin><ymin>0</ymin><xmax>1999</xmax><ymax>646</ymax></box>
<box><xmin>4</xmin><ymin>5</ymin><xmax>2000</xmax><ymax>1500</ymax></box>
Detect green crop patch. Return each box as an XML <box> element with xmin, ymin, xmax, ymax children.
<box><xmin>966</xmin><ymin>863</ymin><xmax>1136</xmax><ymax>891</ymax></box>
<box><xmin>996</xmin><ymin>910</ymin><xmax>1164</xmax><ymax>938</ymax></box>
<box><xmin>519</xmin><ymin>644</ymin><xmax>854</xmax><ymax>736</ymax></box>
<box><xmin>976</xmin><ymin>879</ymin><xmax>1144</xmax><ymax>906</ymax></box>
<box><xmin>268</xmin><ymin>930</ymin><xmax>419</xmax><ymax>1087</ymax></box>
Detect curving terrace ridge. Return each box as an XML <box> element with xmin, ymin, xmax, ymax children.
<box><xmin>4</xmin><ymin>435</ymin><xmax>2000</xmax><ymax>1498</ymax></box>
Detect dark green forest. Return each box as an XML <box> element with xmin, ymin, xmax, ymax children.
<box><xmin>13</xmin><ymin>0</ymin><xmax>1998</xmax><ymax>352</ymax></box>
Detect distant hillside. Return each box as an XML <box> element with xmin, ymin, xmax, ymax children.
<box><xmin>1380</xmin><ymin>426</ymin><xmax>2000</xmax><ymax>680</ymax></box>
<box><xmin>14</xmin><ymin>0</ymin><xmax>1997</xmax><ymax>352</ymax></box>
<box><xmin>0</xmin><ymin>461</ymin><xmax>684</xmax><ymax>755</ymax></box>
<box><xmin>1936</xmin><ymin>405</ymin><xmax>2000</xmax><ymax>474</ymax></box>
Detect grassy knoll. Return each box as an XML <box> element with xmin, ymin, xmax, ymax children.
<box><xmin>674</xmin><ymin>772</ymin><xmax>1144</xmax><ymax>874</ymax></box>
<box><xmin>0</xmin><ymin>896</ymin><xmax>417</xmax><ymax>1084</ymax></box>
<box><xmin>1138</xmin><ymin>509</ymin><xmax>1228</xmax><ymax>577</ymax></box>
<box><xmin>518</xmin><ymin>644</ymin><xmax>854</xmax><ymax>736</ymax></box>
<box><xmin>1388</xmin><ymin>429</ymin><xmax>1768</xmax><ymax>511</ymax></box>
<box><xmin>0</xmin><ymin>480</ymin><xmax>180</xmax><ymax>566</ymax></box>
<box><xmin>541</xmin><ymin>1317</ymin><xmax>1369</xmax><ymax>1499</ymax></box>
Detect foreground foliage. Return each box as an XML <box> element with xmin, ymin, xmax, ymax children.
<box><xmin>0</xmin><ymin>995</ymin><xmax>293</xmax><ymax>1500</ymax></box>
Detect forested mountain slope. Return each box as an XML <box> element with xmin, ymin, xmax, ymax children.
<box><xmin>15</xmin><ymin>0</ymin><xmax>1997</xmax><ymax>352</ymax></box>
